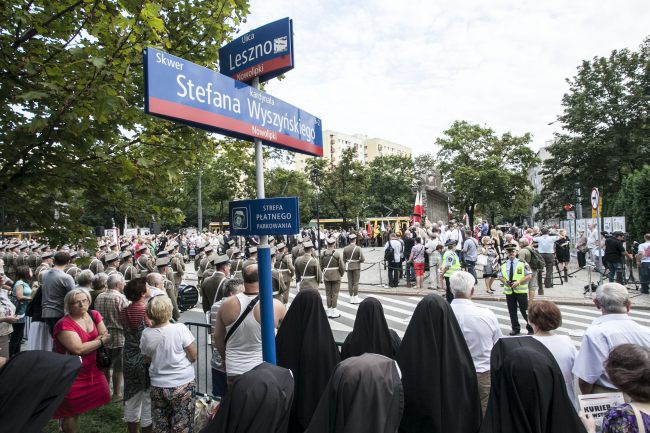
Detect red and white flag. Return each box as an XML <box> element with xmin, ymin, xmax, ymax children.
<box><xmin>412</xmin><ymin>191</ymin><xmax>422</xmax><ymax>224</ymax></box>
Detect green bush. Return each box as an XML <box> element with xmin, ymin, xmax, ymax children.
<box><xmin>612</xmin><ymin>165</ymin><xmax>650</xmax><ymax>241</ymax></box>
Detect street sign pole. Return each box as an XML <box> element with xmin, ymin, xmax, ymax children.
<box><xmin>592</xmin><ymin>187</ymin><xmax>603</xmax><ymax>285</ymax></box>
<box><xmin>252</xmin><ymin>76</ymin><xmax>276</xmax><ymax>365</ymax></box>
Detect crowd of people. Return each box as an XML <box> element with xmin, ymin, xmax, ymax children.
<box><xmin>0</xmin><ymin>224</ymin><xmax>648</xmax><ymax>433</ymax></box>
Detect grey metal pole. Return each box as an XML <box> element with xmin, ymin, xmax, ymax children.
<box><xmin>576</xmin><ymin>185</ymin><xmax>582</xmax><ymax>220</ymax></box>
<box><xmin>253</xmin><ymin>77</ymin><xmax>267</xmax><ymax>247</ymax></box>
<box><xmin>198</xmin><ymin>171</ymin><xmax>203</xmax><ymax>233</ymax></box>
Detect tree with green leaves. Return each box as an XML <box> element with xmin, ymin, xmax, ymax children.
<box><xmin>306</xmin><ymin>148</ymin><xmax>369</xmax><ymax>228</ymax></box>
<box><xmin>436</xmin><ymin>121</ymin><xmax>538</xmax><ymax>227</ymax></box>
<box><xmin>612</xmin><ymin>165</ymin><xmax>650</xmax><ymax>241</ymax></box>
<box><xmin>0</xmin><ymin>0</ymin><xmax>250</xmax><ymax>245</ymax></box>
<box><xmin>265</xmin><ymin>167</ymin><xmax>314</xmax><ymax>225</ymax></box>
<box><xmin>538</xmin><ymin>37</ymin><xmax>650</xmax><ymax>220</ymax></box>
<box><xmin>366</xmin><ymin>155</ymin><xmax>414</xmax><ymax>217</ymax></box>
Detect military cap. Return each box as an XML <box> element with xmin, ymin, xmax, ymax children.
<box><xmin>157</xmin><ymin>250</ymin><xmax>169</xmax><ymax>258</ymax></box>
<box><xmin>296</xmin><ymin>236</ymin><xmax>303</xmax><ymax>243</ymax></box>
<box><xmin>212</xmin><ymin>255</ymin><xmax>230</xmax><ymax>266</ymax></box>
<box><xmin>444</xmin><ymin>239</ymin><xmax>458</xmax><ymax>246</ymax></box>
<box><xmin>303</xmin><ymin>240</ymin><xmax>314</xmax><ymax>248</ymax></box>
<box><xmin>109</xmin><ymin>242</ymin><xmax>117</xmax><ymax>248</ymax></box>
<box><xmin>41</xmin><ymin>252</ymin><xmax>54</xmax><ymax>259</ymax></box>
<box><xmin>204</xmin><ymin>246</ymin><xmax>214</xmax><ymax>253</ymax></box>
<box><xmin>349</xmin><ymin>234</ymin><xmax>357</xmax><ymax>240</ymax></box>
<box><xmin>120</xmin><ymin>242</ymin><xmax>130</xmax><ymax>250</ymax></box>
<box><xmin>155</xmin><ymin>257</ymin><xmax>170</xmax><ymax>267</ymax></box>
<box><xmin>137</xmin><ymin>245</ymin><xmax>148</xmax><ymax>252</ymax></box>
<box><xmin>105</xmin><ymin>252</ymin><xmax>119</xmax><ymax>263</ymax></box>
<box><xmin>165</xmin><ymin>245</ymin><xmax>174</xmax><ymax>252</ymax></box>
<box><xmin>326</xmin><ymin>237</ymin><xmax>336</xmax><ymax>245</ymax></box>
<box><xmin>276</xmin><ymin>242</ymin><xmax>286</xmax><ymax>250</ymax></box>
<box><xmin>231</xmin><ymin>247</ymin><xmax>241</xmax><ymax>256</ymax></box>
<box><xmin>228</xmin><ymin>240</ymin><xmax>235</xmax><ymax>246</ymax></box>
<box><xmin>31</xmin><ymin>243</ymin><xmax>41</xmax><ymax>250</ymax></box>
<box><xmin>248</xmin><ymin>246</ymin><xmax>258</xmax><ymax>254</ymax></box>
<box><xmin>268</xmin><ymin>236</ymin><xmax>275</xmax><ymax>242</ymax></box>
<box><xmin>19</xmin><ymin>244</ymin><xmax>29</xmax><ymax>251</ymax></box>
<box><xmin>121</xmin><ymin>251</ymin><xmax>132</xmax><ymax>259</ymax></box>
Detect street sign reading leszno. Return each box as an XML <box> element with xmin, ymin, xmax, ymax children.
<box><xmin>218</xmin><ymin>18</ymin><xmax>294</xmax><ymax>84</ymax></box>
<box><xmin>144</xmin><ymin>48</ymin><xmax>322</xmax><ymax>156</ymax></box>
<box><xmin>229</xmin><ymin>197</ymin><xmax>300</xmax><ymax>236</ymax></box>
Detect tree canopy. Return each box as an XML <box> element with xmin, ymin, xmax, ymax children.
<box><xmin>537</xmin><ymin>37</ymin><xmax>650</xmax><ymax>220</ymax></box>
<box><xmin>612</xmin><ymin>165</ymin><xmax>650</xmax><ymax>241</ymax></box>
<box><xmin>436</xmin><ymin>120</ymin><xmax>537</xmax><ymax>227</ymax></box>
<box><xmin>0</xmin><ymin>0</ymin><xmax>250</xmax><ymax>244</ymax></box>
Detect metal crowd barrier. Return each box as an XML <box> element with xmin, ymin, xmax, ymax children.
<box><xmin>184</xmin><ymin>319</ymin><xmax>346</xmax><ymax>397</ymax></box>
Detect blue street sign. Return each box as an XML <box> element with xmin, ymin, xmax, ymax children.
<box><xmin>218</xmin><ymin>18</ymin><xmax>294</xmax><ymax>84</ymax></box>
<box><xmin>229</xmin><ymin>197</ymin><xmax>300</xmax><ymax>236</ymax></box>
<box><xmin>144</xmin><ymin>48</ymin><xmax>323</xmax><ymax>156</ymax></box>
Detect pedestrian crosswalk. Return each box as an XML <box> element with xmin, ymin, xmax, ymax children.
<box><xmin>287</xmin><ymin>289</ymin><xmax>650</xmax><ymax>347</ymax></box>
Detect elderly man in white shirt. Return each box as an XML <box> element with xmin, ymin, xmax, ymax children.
<box><xmin>533</xmin><ymin>227</ymin><xmax>559</xmax><ymax>289</ymax></box>
<box><xmin>450</xmin><ymin>271</ymin><xmax>503</xmax><ymax>415</ymax></box>
<box><xmin>573</xmin><ymin>283</ymin><xmax>650</xmax><ymax>395</ymax></box>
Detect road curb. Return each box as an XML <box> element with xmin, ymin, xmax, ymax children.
<box><xmin>356</xmin><ymin>286</ymin><xmax>650</xmax><ymax>310</ymax></box>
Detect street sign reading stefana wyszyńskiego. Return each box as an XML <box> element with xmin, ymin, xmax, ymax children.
<box><xmin>218</xmin><ymin>17</ymin><xmax>294</xmax><ymax>84</ymax></box>
<box><xmin>143</xmin><ymin>48</ymin><xmax>323</xmax><ymax>156</ymax></box>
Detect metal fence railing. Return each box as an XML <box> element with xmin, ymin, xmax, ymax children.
<box><xmin>184</xmin><ymin>320</ymin><xmax>347</xmax><ymax>398</ymax></box>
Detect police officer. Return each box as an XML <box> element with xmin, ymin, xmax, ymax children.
<box><xmin>200</xmin><ymin>255</ymin><xmax>231</xmax><ymax>315</ymax></box>
<box><xmin>274</xmin><ymin>243</ymin><xmax>294</xmax><ymax>303</ymax></box>
<box><xmin>294</xmin><ymin>241</ymin><xmax>321</xmax><ymax>290</ymax></box>
<box><xmin>440</xmin><ymin>239</ymin><xmax>461</xmax><ymax>303</ymax></box>
<box><xmin>156</xmin><ymin>257</ymin><xmax>180</xmax><ymax>321</ymax></box>
<box><xmin>343</xmin><ymin>233</ymin><xmax>365</xmax><ymax>304</ymax></box>
<box><xmin>320</xmin><ymin>237</ymin><xmax>345</xmax><ymax>318</ymax></box>
<box><xmin>118</xmin><ymin>251</ymin><xmax>138</xmax><ymax>282</ymax></box>
<box><xmin>498</xmin><ymin>243</ymin><xmax>533</xmax><ymax>335</ymax></box>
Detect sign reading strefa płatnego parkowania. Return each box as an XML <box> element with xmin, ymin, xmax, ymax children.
<box><xmin>218</xmin><ymin>17</ymin><xmax>294</xmax><ymax>84</ymax></box>
<box><xmin>144</xmin><ymin>48</ymin><xmax>322</xmax><ymax>156</ymax></box>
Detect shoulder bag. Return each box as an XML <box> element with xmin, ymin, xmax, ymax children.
<box><xmin>89</xmin><ymin>311</ymin><xmax>112</xmax><ymax>369</ymax></box>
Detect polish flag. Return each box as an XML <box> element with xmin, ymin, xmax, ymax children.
<box><xmin>413</xmin><ymin>191</ymin><xmax>422</xmax><ymax>224</ymax></box>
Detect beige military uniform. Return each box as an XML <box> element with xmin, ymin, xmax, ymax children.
<box><xmin>89</xmin><ymin>257</ymin><xmax>104</xmax><ymax>275</ymax></box>
<box><xmin>294</xmin><ymin>253</ymin><xmax>321</xmax><ymax>290</ymax></box>
<box><xmin>136</xmin><ymin>254</ymin><xmax>154</xmax><ymax>277</ymax></box>
<box><xmin>274</xmin><ymin>253</ymin><xmax>294</xmax><ymax>304</ymax></box>
<box><xmin>163</xmin><ymin>276</ymin><xmax>180</xmax><ymax>320</ymax></box>
<box><xmin>119</xmin><ymin>261</ymin><xmax>138</xmax><ymax>282</ymax></box>
<box><xmin>64</xmin><ymin>264</ymin><xmax>81</xmax><ymax>283</ymax></box>
<box><xmin>320</xmin><ymin>249</ymin><xmax>345</xmax><ymax>308</ymax></box>
<box><xmin>230</xmin><ymin>258</ymin><xmax>244</xmax><ymax>280</ymax></box>
<box><xmin>343</xmin><ymin>243</ymin><xmax>365</xmax><ymax>297</ymax></box>
<box><xmin>170</xmin><ymin>252</ymin><xmax>185</xmax><ymax>286</ymax></box>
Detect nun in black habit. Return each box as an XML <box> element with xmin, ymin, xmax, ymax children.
<box><xmin>0</xmin><ymin>350</ymin><xmax>81</xmax><ymax>433</ymax></box>
<box><xmin>200</xmin><ymin>362</ymin><xmax>294</xmax><ymax>433</ymax></box>
<box><xmin>396</xmin><ymin>294</ymin><xmax>482</xmax><ymax>433</ymax></box>
<box><xmin>276</xmin><ymin>288</ymin><xmax>341</xmax><ymax>433</ymax></box>
<box><xmin>305</xmin><ymin>353</ymin><xmax>404</xmax><ymax>433</ymax></box>
<box><xmin>480</xmin><ymin>337</ymin><xmax>587</xmax><ymax>433</ymax></box>
<box><xmin>340</xmin><ymin>297</ymin><xmax>401</xmax><ymax>360</ymax></box>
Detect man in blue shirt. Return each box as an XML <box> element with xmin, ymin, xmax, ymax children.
<box><xmin>533</xmin><ymin>228</ymin><xmax>558</xmax><ymax>289</ymax></box>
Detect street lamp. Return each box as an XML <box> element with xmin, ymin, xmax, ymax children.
<box><xmin>310</xmin><ymin>166</ymin><xmax>322</xmax><ymax>258</ymax></box>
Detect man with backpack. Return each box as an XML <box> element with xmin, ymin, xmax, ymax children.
<box><xmin>518</xmin><ymin>238</ymin><xmax>545</xmax><ymax>299</ymax></box>
<box><xmin>384</xmin><ymin>233</ymin><xmax>402</xmax><ymax>288</ymax></box>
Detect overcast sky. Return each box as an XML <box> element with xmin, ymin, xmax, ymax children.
<box><xmin>235</xmin><ymin>0</ymin><xmax>649</xmax><ymax>154</ymax></box>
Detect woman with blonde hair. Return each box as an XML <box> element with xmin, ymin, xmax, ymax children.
<box><xmin>481</xmin><ymin>236</ymin><xmax>498</xmax><ymax>294</ymax></box>
<box><xmin>140</xmin><ymin>295</ymin><xmax>197</xmax><ymax>433</ymax></box>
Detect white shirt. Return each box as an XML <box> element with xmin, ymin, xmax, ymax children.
<box><xmin>140</xmin><ymin>323</ymin><xmax>195</xmax><ymax>388</ymax></box>
<box><xmin>384</xmin><ymin>239</ymin><xmax>402</xmax><ymax>263</ymax></box>
<box><xmin>573</xmin><ymin>313</ymin><xmax>650</xmax><ymax>389</ymax></box>
<box><xmin>639</xmin><ymin>241</ymin><xmax>650</xmax><ymax>263</ymax></box>
<box><xmin>532</xmin><ymin>235</ymin><xmax>558</xmax><ymax>254</ymax></box>
<box><xmin>534</xmin><ymin>334</ymin><xmax>578</xmax><ymax>409</ymax></box>
<box><xmin>450</xmin><ymin>298</ymin><xmax>503</xmax><ymax>373</ymax></box>
<box><xmin>448</xmin><ymin>228</ymin><xmax>463</xmax><ymax>250</ymax></box>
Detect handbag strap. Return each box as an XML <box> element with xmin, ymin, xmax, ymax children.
<box><xmin>224</xmin><ymin>295</ymin><xmax>259</xmax><ymax>346</ymax></box>
<box><xmin>630</xmin><ymin>403</ymin><xmax>647</xmax><ymax>433</ymax></box>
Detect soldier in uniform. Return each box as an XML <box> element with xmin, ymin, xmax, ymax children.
<box><xmin>118</xmin><ymin>251</ymin><xmax>138</xmax><ymax>282</ymax></box>
<box><xmin>156</xmin><ymin>257</ymin><xmax>180</xmax><ymax>321</ymax></box>
<box><xmin>274</xmin><ymin>243</ymin><xmax>294</xmax><ymax>304</ymax></box>
<box><xmin>27</xmin><ymin>244</ymin><xmax>41</xmax><ymax>273</ymax></box>
<box><xmin>16</xmin><ymin>244</ymin><xmax>29</xmax><ymax>270</ymax></box>
<box><xmin>34</xmin><ymin>251</ymin><xmax>54</xmax><ymax>290</ymax></box>
<box><xmin>104</xmin><ymin>252</ymin><xmax>121</xmax><ymax>277</ymax></box>
<box><xmin>200</xmin><ymin>255</ymin><xmax>231</xmax><ymax>314</ymax></box>
<box><xmin>225</xmin><ymin>240</ymin><xmax>236</xmax><ymax>259</ymax></box>
<box><xmin>294</xmin><ymin>241</ymin><xmax>321</xmax><ymax>291</ymax></box>
<box><xmin>291</xmin><ymin>237</ymin><xmax>303</xmax><ymax>266</ymax></box>
<box><xmin>89</xmin><ymin>248</ymin><xmax>105</xmax><ymax>275</ymax></box>
<box><xmin>270</xmin><ymin>248</ymin><xmax>286</xmax><ymax>302</ymax></box>
<box><xmin>170</xmin><ymin>243</ymin><xmax>185</xmax><ymax>287</ymax></box>
<box><xmin>135</xmin><ymin>245</ymin><xmax>154</xmax><ymax>277</ymax></box>
<box><xmin>320</xmin><ymin>237</ymin><xmax>345</xmax><ymax>318</ymax></box>
<box><xmin>197</xmin><ymin>246</ymin><xmax>213</xmax><ymax>288</ymax></box>
<box><xmin>193</xmin><ymin>246</ymin><xmax>205</xmax><ymax>279</ymax></box>
<box><xmin>343</xmin><ymin>233</ymin><xmax>365</xmax><ymax>304</ymax></box>
<box><xmin>243</xmin><ymin>246</ymin><xmax>258</xmax><ymax>268</ymax></box>
<box><xmin>230</xmin><ymin>248</ymin><xmax>244</xmax><ymax>280</ymax></box>
<box><xmin>157</xmin><ymin>250</ymin><xmax>176</xmax><ymax>289</ymax></box>
<box><xmin>64</xmin><ymin>252</ymin><xmax>82</xmax><ymax>283</ymax></box>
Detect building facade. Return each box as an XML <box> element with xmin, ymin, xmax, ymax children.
<box><xmin>294</xmin><ymin>129</ymin><xmax>412</xmax><ymax>171</ymax></box>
